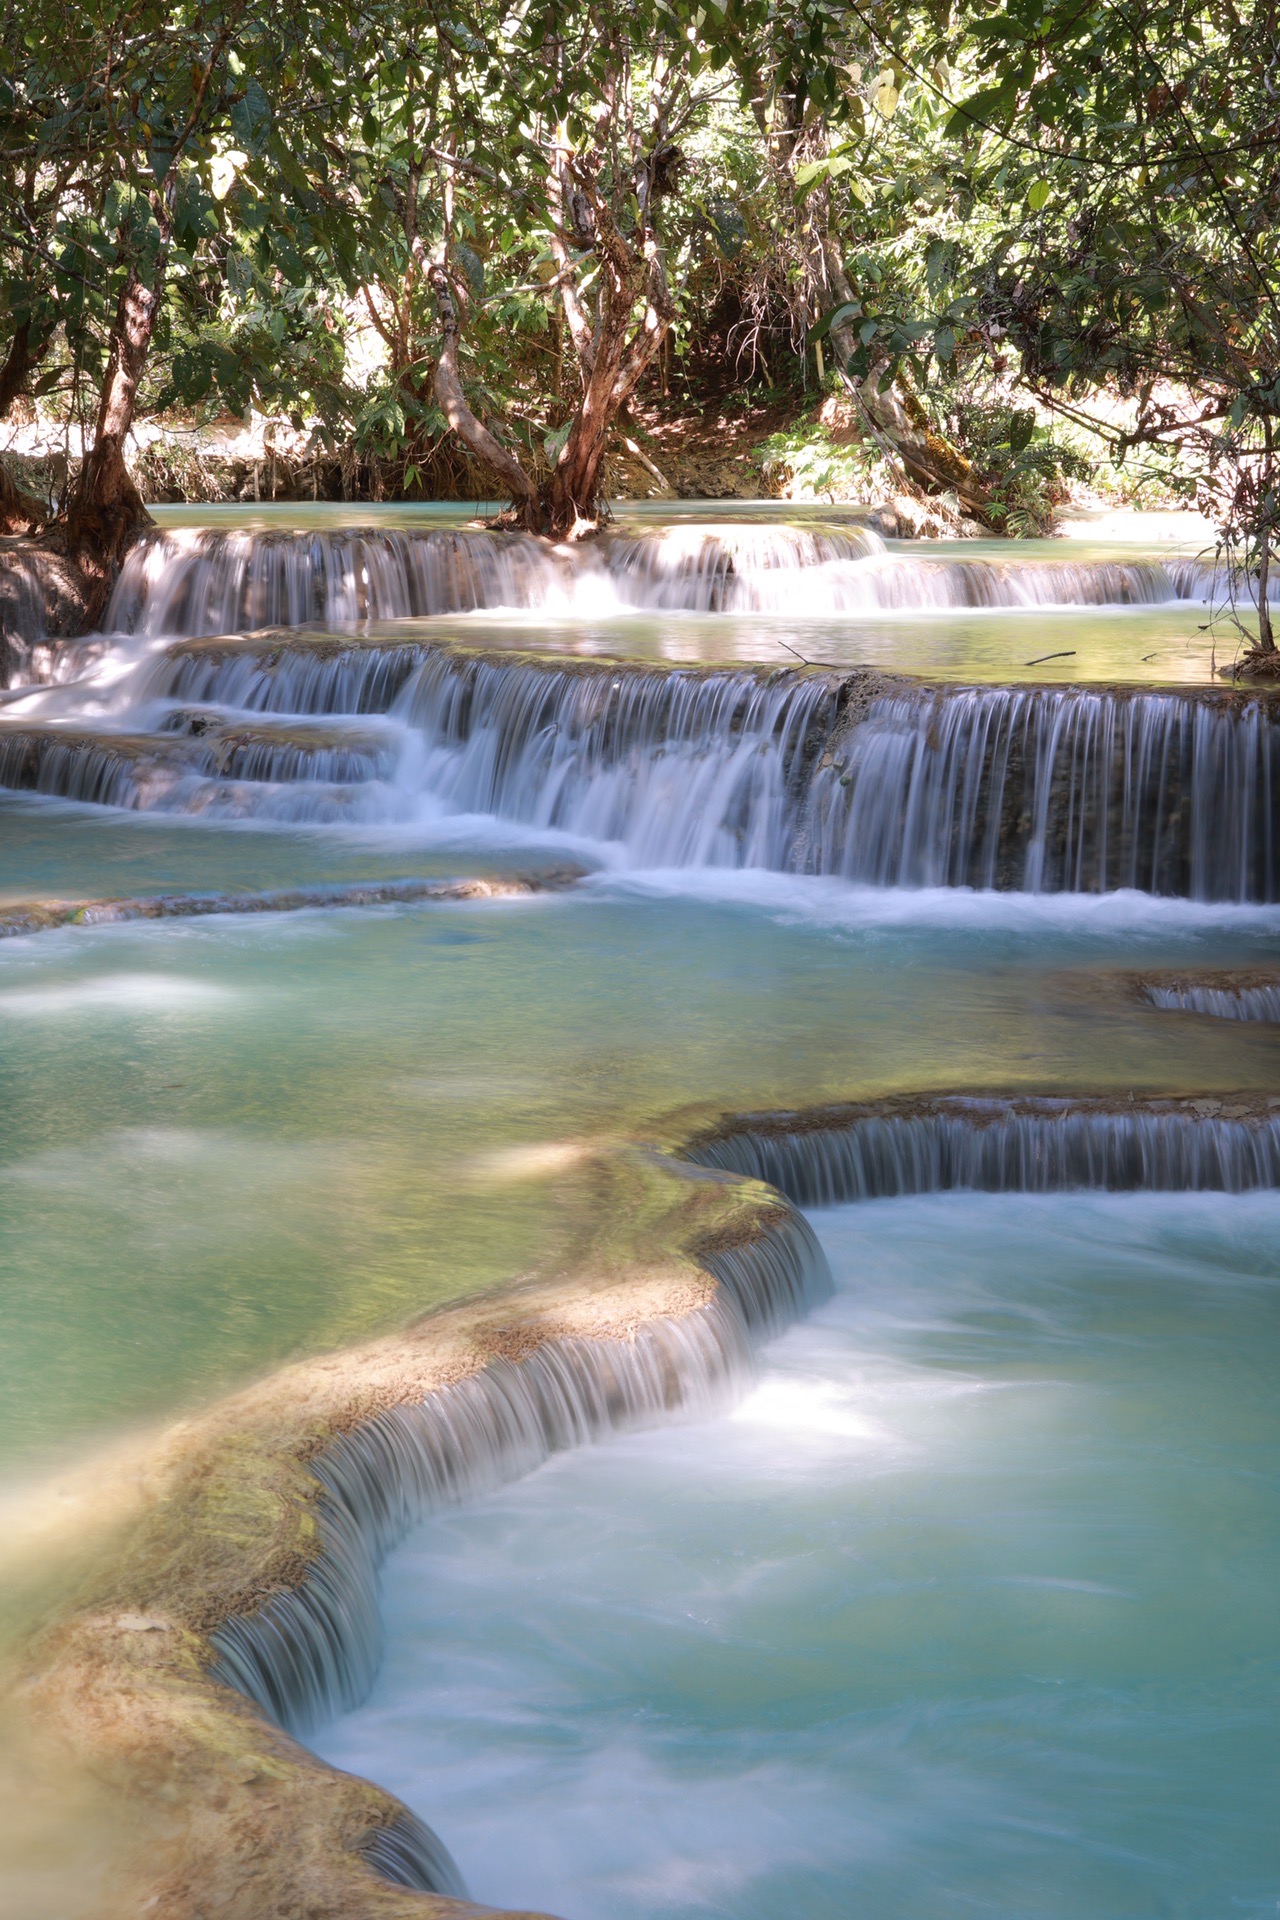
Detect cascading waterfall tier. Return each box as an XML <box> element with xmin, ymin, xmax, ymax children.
<box><xmin>398</xmin><ymin>652</ymin><xmax>841</xmax><ymax>866</ymax></box>
<box><xmin>1148</xmin><ymin>982</ymin><xmax>1280</xmax><ymax>1021</ymax></box>
<box><xmin>209</xmin><ymin>1210</ymin><xmax>829</xmax><ymax>1743</ymax></box>
<box><xmin>805</xmin><ymin>683</ymin><xmax>1279</xmax><ymax>898</ymax></box>
<box><xmin>142</xmin><ymin>631</ymin><xmax>431</xmax><ymax>715</ymax></box>
<box><xmin>100</xmin><ymin>521</ymin><xmax>1220</xmax><ymax>637</ymax></box>
<box><xmin>0</xmin><ymin>717</ymin><xmax>398</xmax><ymax>806</ymax></box>
<box><xmin>1135</xmin><ymin>972</ymin><xmax>1280</xmax><ymax>1022</ymax></box>
<box><xmin>396</xmin><ymin>660</ymin><xmax>1280</xmax><ymax>894</ymax></box>
<box><xmin>5</xmin><ymin>631</ymin><xmax>1279</xmax><ymax>897</ymax></box>
<box><xmin>359</xmin><ymin>1814</ymin><xmax>471</xmax><ymax>1899</ymax></box>
<box><xmin>5</xmin><ymin>646</ymin><xmax>1278</xmax><ymax>898</ymax></box>
<box><xmin>203</xmin><ymin>1094</ymin><xmax>1280</xmax><ymax>1897</ymax></box>
<box><xmin>689</xmin><ymin>1097</ymin><xmax>1280</xmax><ymax>1207</ymax></box>
<box><xmin>0</xmin><ymin>715</ymin><xmax>412</xmax><ymax>821</ymax></box>
<box><xmin>599</xmin><ymin>524</ymin><xmax>1208</xmax><ymax>613</ymax></box>
<box><xmin>598</xmin><ymin>522</ymin><xmax>885</xmax><ymax>612</ymax></box>
<box><xmin>106</xmin><ymin>526</ymin><xmax>571</xmax><ymax>635</ymax></box>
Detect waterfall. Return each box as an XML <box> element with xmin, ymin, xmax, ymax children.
<box><xmin>689</xmin><ymin>1102</ymin><xmax>1280</xmax><ymax>1207</ymax></box>
<box><xmin>395</xmin><ymin>666</ymin><xmax>1278</xmax><ymax>897</ymax></box>
<box><xmin>140</xmin><ymin>634</ymin><xmax>432</xmax><ymax>715</ymax></box>
<box><xmin>808</xmin><ymin>685</ymin><xmax>1279</xmax><ymax>899</ymax></box>
<box><xmin>1141</xmin><ymin>979</ymin><xmax>1280</xmax><ymax>1021</ymax></box>
<box><xmin>398</xmin><ymin>655</ymin><xmax>837</xmax><ymax>865</ymax></box>
<box><xmin>359</xmin><ymin>1813</ymin><xmax>469</xmax><ymax>1898</ymax></box>
<box><xmin>0</xmin><ymin>720</ymin><xmax>410</xmax><ymax>822</ymax></box>
<box><xmin>600</xmin><ymin>530</ymin><xmax>1213</xmax><ymax>615</ymax></box>
<box><xmin>597</xmin><ymin>523</ymin><xmax>886</xmax><ymax>611</ymax></box>
<box><xmin>105</xmin><ymin>526</ymin><xmax>572</xmax><ymax>635</ymax></box>
<box><xmin>157</xmin><ymin>709</ymin><xmax>401</xmax><ymax>783</ymax></box>
<box><xmin>208</xmin><ymin>1210</ymin><xmax>829</xmax><ymax>1741</ymax></box>
<box><xmin>204</xmin><ymin>1096</ymin><xmax>1280</xmax><ymax>1891</ymax></box>
<box><xmin>0</xmin><ymin>719</ymin><xmax>398</xmax><ymax>804</ymax></box>
<box><xmin>5</xmin><ymin>652</ymin><xmax>1277</xmax><ymax>899</ymax></box>
<box><xmin>101</xmin><ymin>522</ymin><xmax>1222</xmax><ymax>636</ymax></box>
<box><xmin>206</xmin><ymin>1096</ymin><xmax>1280</xmax><ymax>1746</ymax></box>
<box><xmin>4</xmin><ymin>634</ymin><xmax>1278</xmax><ymax>898</ymax></box>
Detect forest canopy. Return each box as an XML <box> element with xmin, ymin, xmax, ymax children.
<box><xmin>2</xmin><ymin>0</ymin><xmax>1277</xmax><ymax>646</ymax></box>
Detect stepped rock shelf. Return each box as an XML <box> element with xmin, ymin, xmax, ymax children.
<box><xmin>99</xmin><ymin>521</ymin><xmax>1217</xmax><ymax>633</ymax></box>
<box><xmin>2</xmin><ymin>510</ymin><xmax>1278</xmax><ymax>1920</ymax></box>
<box><xmin>2</xmin><ymin>638</ymin><xmax>1278</xmax><ymax>895</ymax></box>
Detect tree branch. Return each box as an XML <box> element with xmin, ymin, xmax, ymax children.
<box><xmin>427</xmin><ymin>260</ymin><xmax>537</xmax><ymax>508</ymax></box>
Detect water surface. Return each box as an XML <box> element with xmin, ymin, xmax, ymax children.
<box><xmin>318</xmin><ymin>1191</ymin><xmax>1280</xmax><ymax>1919</ymax></box>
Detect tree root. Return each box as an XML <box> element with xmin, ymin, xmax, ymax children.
<box><xmin>1217</xmin><ymin>647</ymin><xmax>1280</xmax><ymax>682</ymax></box>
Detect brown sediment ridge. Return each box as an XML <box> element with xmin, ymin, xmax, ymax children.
<box><xmin>0</xmin><ymin>867</ymin><xmax>587</xmax><ymax>940</ymax></box>
<box><xmin>9</xmin><ymin>1142</ymin><xmax>799</xmax><ymax>1920</ymax></box>
<box><xmin>10</xmin><ymin>1088</ymin><xmax>1280</xmax><ymax>1920</ymax></box>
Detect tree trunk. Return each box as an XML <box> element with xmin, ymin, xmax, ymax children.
<box><xmin>1257</xmin><ymin>526</ymin><xmax>1273</xmax><ymax>653</ymax></box>
<box><xmin>0</xmin><ymin>320</ymin><xmax>54</xmax><ymax>533</ymax></box>
<box><xmin>546</xmin><ymin>358</ymin><xmax>627</xmax><ymax>535</ymax></box>
<box><xmin>64</xmin><ymin>257</ymin><xmax>164</xmax><ymax>618</ymax></box>
<box><xmin>0</xmin><ymin>320</ymin><xmax>41</xmax><ymax>419</ymax></box>
<box><xmin>857</xmin><ymin>362</ymin><xmax>995</xmax><ymax>521</ymax></box>
<box><xmin>428</xmin><ymin>263</ymin><xmax>540</xmax><ymax>523</ymax></box>
<box><xmin>542</xmin><ymin>207</ymin><xmax>673</xmax><ymax>538</ymax></box>
<box><xmin>430</xmin><ymin>146</ymin><xmax>674</xmax><ymax>540</ymax></box>
<box><xmin>1256</xmin><ymin>421</ymin><xmax>1275</xmax><ymax>653</ymax></box>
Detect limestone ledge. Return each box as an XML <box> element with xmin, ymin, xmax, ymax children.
<box><xmin>8</xmin><ymin>1140</ymin><xmax>789</xmax><ymax>1920</ymax></box>
<box><xmin>0</xmin><ymin>868</ymin><xmax>587</xmax><ymax>941</ymax></box>
<box><xmin>662</xmin><ymin>1088</ymin><xmax>1280</xmax><ymax>1154</ymax></box>
<box><xmin>149</xmin><ymin>628</ymin><xmax>1280</xmax><ymax>706</ymax></box>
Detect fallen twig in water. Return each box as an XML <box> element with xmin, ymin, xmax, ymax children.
<box><xmin>1025</xmin><ymin>649</ymin><xmax>1077</xmax><ymax>664</ymax></box>
<box><xmin>776</xmin><ymin>637</ymin><xmax>843</xmax><ymax>670</ymax></box>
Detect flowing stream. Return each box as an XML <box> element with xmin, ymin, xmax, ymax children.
<box><xmin>0</xmin><ymin>503</ymin><xmax>1277</xmax><ymax>1916</ymax></box>
<box><xmin>317</xmin><ymin>1190</ymin><xmax>1280</xmax><ymax>1918</ymax></box>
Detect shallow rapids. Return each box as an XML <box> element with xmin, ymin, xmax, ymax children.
<box><xmin>316</xmin><ymin>1190</ymin><xmax>1280</xmax><ymax>1920</ymax></box>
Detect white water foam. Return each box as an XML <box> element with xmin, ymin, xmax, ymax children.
<box><xmin>585</xmin><ymin>865</ymin><xmax>1280</xmax><ymax>941</ymax></box>
<box><xmin>314</xmin><ymin>1190</ymin><xmax>1280</xmax><ymax>1920</ymax></box>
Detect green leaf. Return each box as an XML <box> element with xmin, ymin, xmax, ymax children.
<box><xmin>1021</xmin><ymin>416</ymin><xmax>1047</xmax><ymax>460</ymax></box>
<box><xmin>945</xmin><ymin>81</ymin><xmax>1018</xmax><ymax>137</ymax></box>
<box><xmin>810</xmin><ymin>299</ymin><xmax>862</xmax><ymax>343</ymax></box>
